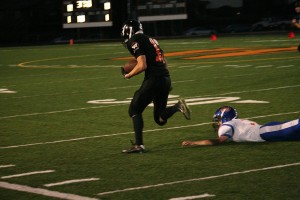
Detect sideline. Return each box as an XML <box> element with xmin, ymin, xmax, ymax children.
<box><xmin>97</xmin><ymin>162</ymin><xmax>300</xmax><ymax>196</ymax></box>
<box><xmin>1</xmin><ymin>110</ymin><xmax>299</xmax><ymax>149</ymax></box>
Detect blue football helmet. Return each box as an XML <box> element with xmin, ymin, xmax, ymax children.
<box><xmin>212</xmin><ymin>106</ymin><xmax>238</xmax><ymax>131</ymax></box>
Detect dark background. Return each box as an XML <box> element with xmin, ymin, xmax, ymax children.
<box><xmin>0</xmin><ymin>0</ymin><xmax>298</xmax><ymax>46</ymax></box>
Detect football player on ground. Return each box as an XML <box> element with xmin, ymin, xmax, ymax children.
<box><xmin>182</xmin><ymin>106</ymin><xmax>300</xmax><ymax>146</ymax></box>
<box><xmin>120</xmin><ymin>19</ymin><xmax>191</xmax><ymax>153</ymax></box>
<box><xmin>291</xmin><ymin>0</ymin><xmax>300</xmax><ymax>51</ymax></box>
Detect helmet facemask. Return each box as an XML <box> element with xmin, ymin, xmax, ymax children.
<box><xmin>121</xmin><ymin>25</ymin><xmax>133</xmax><ymax>47</ymax></box>
<box><xmin>211</xmin><ymin>106</ymin><xmax>238</xmax><ymax>132</ymax></box>
<box><xmin>121</xmin><ymin>20</ymin><xmax>143</xmax><ymax>48</ymax></box>
<box><xmin>212</xmin><ymin>115</ymin><xmax>221</xmax><ymax>132</ymax></box>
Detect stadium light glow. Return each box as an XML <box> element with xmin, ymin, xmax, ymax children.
<box><xmin>67</xmin><ymin>16</ymin><xmax>72</xmax><ymax>23</ymax></box>
<box><xmin>104</xmin><ymin>2</ymin><xmax>111</xmax><ymax>10</ymax></box>
<box><xmin>67</xmin><ymin>4</ymin><xmax>73</xmax><ymax>12</ymax></box>
<box><xmin>77</xmin><ymin>15</ymin><xmax>86</xmax><ymax>23</ymax></box>
<box><xmin>105</xmin><ymin>14</ymin><xmax>110</xmax><ymax>21</ymax></box>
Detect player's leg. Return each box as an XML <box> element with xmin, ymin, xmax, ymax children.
<box><xmin>153</xmin><ymin>77</ymin><xmax>191</xmax><ymax>126</ymax></box>
<box><xmin>122</xmin><ymin>80</ymin><xmax>154</xmax><ymax>153</ymax></box>
<box><xmin>260</xmin><ymin>119</ymin><xmax>300</xmax><ymax>141</ymax></box>
<box><xmin>152</xmin><ymin>76</ymin><xmax>174</xmax><ymax>125</ymax></box>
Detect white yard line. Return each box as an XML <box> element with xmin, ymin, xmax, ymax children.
<box><xmin>0</xmin><ymin>124</ymin><xmax>207</xmax><ymax>149</ymax></box>
<box><xmin>1</xmin><ymin>170</ymin><xmax>55</xmax><ymax>179</ymax></box>
<box><xmin>44</xmin><ymin>178</ymin><xmax>100</xmax><ymax>187</ymax></box>
<box><xmin>277</xmin><ymin>65</ymin><xmax>294</xmax><ymax>68</ymax></box>
<box><xmin>169</xmin><ymin>193</ymin><xmax>216</xmax><ymax>200</ymax></box>
<box><xmin>255</xmin><ymin>65</ymin><xmax>273</xmax><ymax>68</ymax></box>
<box><xmin>0</xmin><ymin>111</ymin><xmax>299</xmax><ymax>150</ymax></box>
<box><xmin>0</xmin><ymin>181</ymin><xmax>99</xmax><ymax>200</ymax></box>
<box><xmin>97</xmin><ymin>162</ymin><xmax>300</xmax><ymax>196</ymax></box>
<box><xmin>0</xmin><ymin>104</ymin><xmax>120</xmax><ymax>120</ymax></box>
<box><xmin>0</xmin><ymin>164</ymin><xmax>15</xmax><ymax>168</ymax></box>
<box><xmin>196</xmin><ymin>84</ymin><xmax>300</xmax><ymax>98</ymax></box>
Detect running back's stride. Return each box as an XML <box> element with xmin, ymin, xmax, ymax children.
<box><xmin>120</xmin><ymin>19</ymin><xmax>191</xmax><ymax>153</ymax></box>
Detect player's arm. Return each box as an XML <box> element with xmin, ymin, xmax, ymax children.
<box><xmin>182</xmin><ymin>135</ymin><xmax>229</xmax><ymax>146</ymax></box>
<box><xmin>124</xmin><ymin>55</ymin><xmax>147</xmax><ymax>79</ymax></box>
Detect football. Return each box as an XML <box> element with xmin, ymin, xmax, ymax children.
<box><xmin>123</xmin><ymin>59</ymin><xmax>137</xmax><ymax>73</ymax></box>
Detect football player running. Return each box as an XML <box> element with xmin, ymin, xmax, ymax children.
<box><xmin>291</xmin><ymin>0</ymin><xmax>300</xmax><ymax>51</ymax></box>
<box><xmin>120</xmin><ymin>19</ymin><xmax>191</xmax><ymax>153</ymax></box>
<box><xmin>182</xmin><ymin>106</ymin><xmax>300</xmax><ymax>146</ymax></box>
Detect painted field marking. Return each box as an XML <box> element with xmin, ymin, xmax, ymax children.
<box><xmin>184</xmin><ymin>47</ymin><xmax>296</xmax><ymax>60</ymax></box>
<box><xmin>255</xmin><ymin>65</ymin><xmax>273</xmax><ymax>68</ymax></box>
<box><xmin>277</xmin><ymin>65</ymin><xmax>294</xmax><ymax>68</ymax></box>
<box><xmin>0</xmin><ymin>164</ymin><xmax>15</xmax><ymax>169</ymax></box>
<box><xmin>249</xmin><ymin>39</ymin><xmax>291</xmax><ymax>43</ymax></box>
<box><xmin>0</xmin><ymin>181</ymin><xmax>99</xmax><ymax>200</ymax></box>
<box><xmin>0</xmin><ymin>104</ymin><xmax>120</xmax><ymax>120</ymax></box>
<box><xmin>0</xmin><ymin>88</ymin><xmax>17</xmax><ymax>93</ymax></box>
<box><xmin>169</xmin><ymin>193</ymin><xmax>216</xmax><ymax>200</ymax></box>
<box><xmin>17</xmin><ymin>53</ymin><xmax>111</xmax><ymax>68</ymax></box>
<box><xmin>1</xmin><ymin>79</ymin><xmax>191</xmax><ymax>99</ymax></box>
<box><xmin>1</xmin><ymin>84</ymin><xmax>299</xmax><ymax>120</ymax></box>
<box><xmin>233</xmin><ymin>100</ymin><xmax>269</xmax><ymax>104</ymax></box>
<box><xmin>44</xmin><ymin>178</ymin><xmax>100</xmax><ymax>187</ymax></box>
<box><xmin>97</xmin><ymin>162</ymin><xmax>300</xmax><ymax>196</ymax></box>
<box><xmin>180</xmin><ymin>55</ymin><xmax>300</xmax><ymax>65</ymax></box>
<box><xmin>0</xmin><ymin>110</ymin><xmax>299</xmax><ymax>150</ymax></box>
<box><xmin>196</xmin><ymin>65</ymin><xmax>213</xmax><ymax>68</ymax></box>
<box><xmin>1</xmin><ymin>170</ymin><xmax>55</xmax><ymax>179</ymax></box>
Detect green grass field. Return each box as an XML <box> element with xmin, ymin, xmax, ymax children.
<box><xmin>1</xmin><ymin>34</ymin><xmax>300</xmax><ymax>200</ymax></box>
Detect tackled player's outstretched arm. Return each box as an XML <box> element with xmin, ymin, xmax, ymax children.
<box><xmin>182</xmin><ymin>135</ymin><xmax>229</xmax><ymax>146</ymax></box>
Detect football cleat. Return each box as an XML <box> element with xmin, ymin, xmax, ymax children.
<box><xmin>177</xmin><ymin>99</ymin><xmax>191</xmax><ymax>120</ymax></box>
<box><xmin>122</xmin><ymin>145</ymin><xmax>145</xmax><ymax>154</ymax></box>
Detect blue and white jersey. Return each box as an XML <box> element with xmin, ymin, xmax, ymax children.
<box><xmin>218</xmin><ymin>118</ymin><xmax>300</xmax><ymax>142</ymax></box>
<box><xmin>218</xmin><ymin>119</ymin><xmax>264</xmax><ymax>142</ymax></box>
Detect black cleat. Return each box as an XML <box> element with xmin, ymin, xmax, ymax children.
<box><xmin>122</xmin><ymin>145</ymin><xmax>145</xmax><ymax>154</ymax></box>
<box><xmin>177</xmin><ymin>98</ymin><xmax>191</xmax><ymax>120</ymax></box>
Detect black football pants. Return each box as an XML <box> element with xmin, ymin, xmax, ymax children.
<box><xmin>128</xmin><ymin>76</ymin><xmax>178</xmax><ymax>145</ymax></box>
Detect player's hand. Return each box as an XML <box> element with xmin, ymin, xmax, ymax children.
<box><xmin>124</xmin><ymin>74</ymin><xmax>130</xmax><ymax>79</ymax></box>
<box><xmin>121</xmin><ymin>67</ymin><xmax>130</xmax><ymax>79</ymax></box>
<box><xmin>291</xmin><ymin>19</ymin><xmax>297</xmax><ymax>24</ymax></box>
<box><xmin>121</xmin><ymin>67</ymin><xmax>126</xmax><ymax>77</ymax></box>
<box><xmin>182</xmin><ymin>141</ymin><xmax>194</xmax><ymax>146</ymax></box>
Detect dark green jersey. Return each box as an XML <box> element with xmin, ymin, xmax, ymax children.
<box><xmin>126</xmin><ymin>33</ymin><xmax>169</xmax><ymax>79</ymax></box>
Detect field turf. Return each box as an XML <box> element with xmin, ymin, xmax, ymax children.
<box><xmin>0</xmin><ymin>34</ymin><xmax>300</xmax><ymax>200</ymax></box>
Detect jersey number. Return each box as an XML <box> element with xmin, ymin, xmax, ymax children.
<box><xmin>149</xmin><ymin>38</ymin><xmax>165</xmax><ymax>63</ymax></box>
